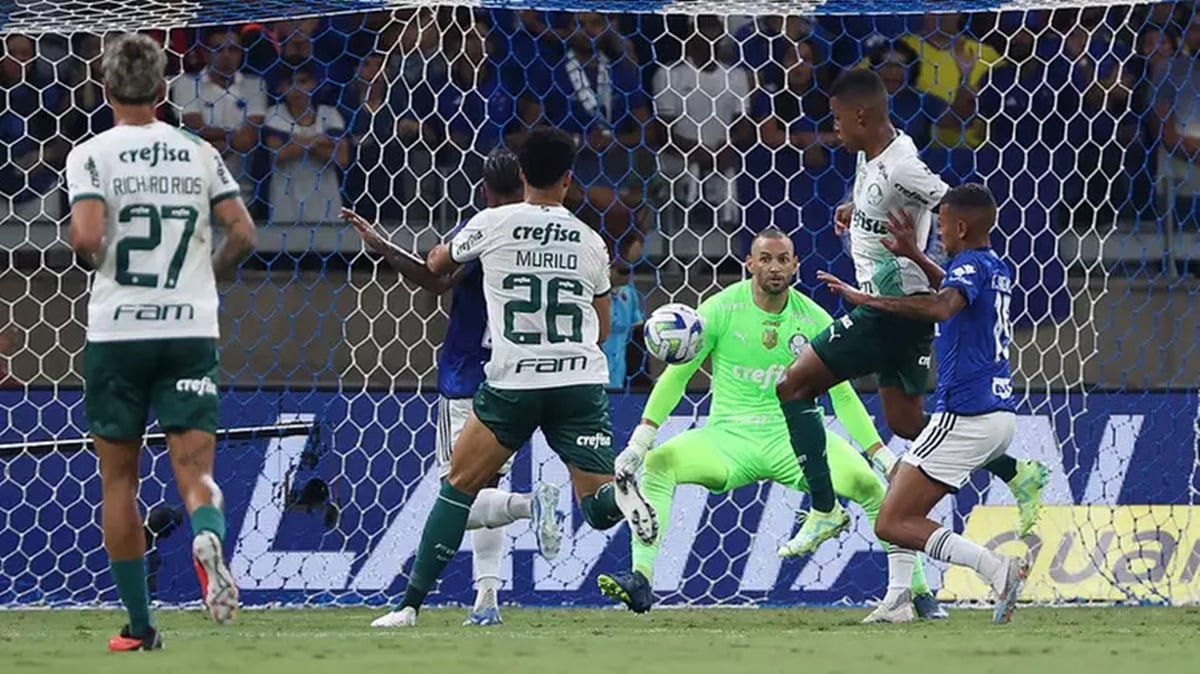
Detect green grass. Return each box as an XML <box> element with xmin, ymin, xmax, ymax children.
<box><xmin>2</xmin><ymin>607</ymin><xmax>1198</xmax><ymax>674</ymax></box>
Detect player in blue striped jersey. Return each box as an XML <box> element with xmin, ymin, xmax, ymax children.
<box><xmin>818</xmin><ymin>184</ymin><xmax>1032</xmax><ymax>625</ymax></box>
<box><xmin>343</xmin><ymin>148</ymin><xmax>561</xmax><ymax>627</ymax></box>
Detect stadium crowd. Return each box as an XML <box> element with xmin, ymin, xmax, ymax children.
<box><xmin>0</xmin><ymin>3</ymin><xmax>1197</xmax><ymax>387</ymax></box>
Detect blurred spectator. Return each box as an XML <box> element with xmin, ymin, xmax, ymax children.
<box><xmin>603</xmin><ymin>231</ymin><xmax>645</xmax><ymax>391</ymax></box>
<box><xmin>439</xmin><ymin>24</ymin><xmax>517</xmax><ymax>155</ymax></box>
<box><xmin>977</xmin><ymin>26</ymin><xmax>1075</xmax><ymax>149</ymax></box>
<box><xmin>438</xmin><ymin>24</ymin><xmax>520</xmax><ymax>212</ymax></box>
<box><xmin>63</xmin><ymin>33</ymin><xmax>114</xmax><ymax>139</ymax></box>
<box><xmin>1152</xmin><ymin>11</ymin><xmax>1200</xmax><ymax>228</ymax></box>
<box><xmin>902</xmin><ymin>14</ymin><xmax>1002</xmax><ymax>148</ymax></box>
<box><xmin>0</xmin><ymin>34</ymin><xmax>68</xmax><ymax>223</ymax></box>
<box><xmin>171</xmin><ymin>27</ymin><xmax>267</xmax><ymax>204</ymax></box>
<box><xmin>264</xmin><ymin>65</ymin><xmax>350</xmax><ymax>223</ymax></box>
<box><xmin>869</xmin><ymin>40</ymin><xmax>945</xmax><ymax>150</ymax></box>
<box><xmin>735</xmin><ymin>15</ymin><xmax>829</xmax><ymax>88</ymax></box>
<box><xmin>750</xmin><ymin>38</ymin><xmax>836</xmax><ymax>169</ymax></box>
<box><xmin>653</xmin><ymin>15</ymin><xmax>751</xmax><ymax>228</ymax></box>
<box><xmin>547</xmin><ymin>11</ymin><xmax>651</xmax><ymax>239</ymax></box>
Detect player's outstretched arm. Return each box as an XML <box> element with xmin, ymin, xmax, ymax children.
<box><xmin>817</xmin><ymin>271</ymin><xmax>966</xmax><ymax>323</ymax></box>
<box><xmin>341</xmin><ymin>208</ymin><xmax>467</xmax><ymax>295</ymax></box>
<box><xmin>212</xmin><ymin>197</ymin><xmax>257</xmax><ymax>280</ymax></box>
<box><xmin>882</xmin><ymin>210</ymin><xmax>946</xmax><ymax>287</ymax></box>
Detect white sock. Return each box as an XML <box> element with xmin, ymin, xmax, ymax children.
<box><xmin>924</xmin><ymin>526</ymin><xmax>1005</xmax><ymax>587</ymax></box>
<box><xmin>465</xmin><ymin>489</ymin><xmax>531</xmax><ymax>529</ymax></box>
<box><xmin>471</xmin><ymin>526</ymin><xmax>505</xmax><ymax>612</ymax></box>
<box><xmin>884</xmin><ymin>548</ymin><xmax>917</xmax><ymax>604</ymax></box>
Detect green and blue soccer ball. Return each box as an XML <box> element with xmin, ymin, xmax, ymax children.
<box><xmin>644</xmin><ymin>303</ymin><xmax>705</xmax><ymax>364</ymax></box>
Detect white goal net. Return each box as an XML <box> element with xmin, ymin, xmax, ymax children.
<box><xmin>2</xmin><ymin>0</ymin><xmax>1198</xmax><ymax>608</ymax></box>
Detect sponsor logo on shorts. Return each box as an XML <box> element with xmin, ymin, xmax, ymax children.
<box><xmin>575</xmin><ymin>432</ymin><xmax>612</xmax><ymax>449</ymax></box>
<box><xmin>918</xmin><ymin>355</ymin><xmax>932</xmax><ymax>368</ymax></box>
<box><xmin>176</xmin><ymin>376</ymin><xmax>217</xmax><ymax>397</ymax></box>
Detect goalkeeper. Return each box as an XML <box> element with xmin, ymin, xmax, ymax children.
<box><xmin>599</xmin><ymin>229</ymin><xmax>944</xmax><ymax>620</ymax></box>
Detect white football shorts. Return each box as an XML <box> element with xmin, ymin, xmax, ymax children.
<box><xmin>436</xmin><ymin>396</ymin><xmax>514</xmax><ymax>479</ymax></box>
<box><xmin>901</xmin><ymin>410</ymin><xmax>1017</xmax><ymax>491</ymax></box>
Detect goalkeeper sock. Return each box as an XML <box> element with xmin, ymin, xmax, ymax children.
<box><xmin>190</xmin><ymin>504</ymin><xmax>226</xmax><ymax>543</ymax></box>
<box><xmin>110</xmin><ymin>557</ymin><xmax>154</xmax><ymax>637</ymax></box>
<box><xmin>631</xmin><ymin>454</ymin><xmax>680</xmax><ymax>581</ymax></box>
<box><xmin>580</xmin><ymin>482</ymin><xmax>623</xmax><ymax>530</ymax></box>
<box><xmin>781</xmin><ymin>401</ymin><xmax>834</xmax><ymax>512</ymax></box>
<box><xmin>466</xmin><ymin>489</ymin><xmax>531</xmax><ymax>529</ymax></box>
<box><xmin>401</xmin><ymin>482</ymin><xmax>474</xmax><ymax>611</ymax></box>
<box><xmin>984</xmin><ymin>455</ymin><xmax>1019</xmax><ymax>482</ymax></box>
<box><xmin>925</xmin><ymin>526</ymin><xmax>1005</xmax><ymax>586</ymax></box>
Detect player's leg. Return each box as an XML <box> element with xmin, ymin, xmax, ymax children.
<box><xmin>386</xmin><ymin>385</ymin><xmax>525</xmax><ymax>626</ymax></box>
<box><xmin>884</xmin><ymin>336</ymin><xmax>1049</xmax><ymax>535</ymax></box>
<box><xmin>433</xmin><ymin>396</ymin><xmax>559</xmax><ymax>627</ymax></box>
<box><xmin>84</xmin><ymin>341</ymin><xmax>162</xmax><ymax>651</ymax></box>
<box><xmin>773</xmin><ymin>402</ymin><xmax>850</xmax><ymax>556</ymax></box>
<box><xmin>544</xmin><ymin>384</ymin><xmax>657</xmax><ymax>543</ymax></box>
<box><xmin>154</xmin><ymin>338</ymin><xmax>236</xmax><ymax>626</ymax></box>
<box><xmin>777</xmin><ymin>309</ymin><xmax>890</xmax><ymax>541</ymax></box>
<box><xmin>875</xmin><ymin>412</ymin><xmax>1029</xmax><ymax>625</ymax></box>
<box><xmin>597</xmin><ymin>428</ymin><xmax>733</xmax><ymax>612</ymax></box>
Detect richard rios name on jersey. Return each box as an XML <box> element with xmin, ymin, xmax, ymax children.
<box><xmin>65</xmin><ymin>122</ymin><xmax>238</xmax><ymax>343</ymax></box>
<box><xmin>448</xmin><ymin>203</ymin><xmax>611</xmax><ymax>390</ymax></box>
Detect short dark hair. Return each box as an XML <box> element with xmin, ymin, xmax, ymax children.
<box><xmin>204</xmin><ymin>26</ymin><xmax>240</xmax><ymax>45</ymax></box>
<box><xmin>278</xmin><ymin>62</ymin><xmax>317</xmax><ymax>84</ymax></box>
<box><xmin>518</xmin><ymin>127</ymin><xmax>576</xmax><ymax>189</ymax></box>
<box><xmin>940</xmin><ymin>183</ymin><xmax>997</xmax><ymax>214</ymax></box>
<box><xmin>829</xmin><ymin>68</ymin><xmax>887</xmax><ymax>103</ymax></box>
<box><xmin>483</xmin><ymin>147</ymin><xmax>522</xmax><ymax>196</ymax></box>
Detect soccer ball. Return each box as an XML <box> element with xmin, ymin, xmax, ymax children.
<box><xmin>644</xmin><ymin>303</ymin><xmax>705</xmax><ymax>364</ymax></box>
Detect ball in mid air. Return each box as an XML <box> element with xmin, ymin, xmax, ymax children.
<box><xmin>644</xmin><ymin>303</ymin><xmax>705</xmax><ymax>365</ymax></box>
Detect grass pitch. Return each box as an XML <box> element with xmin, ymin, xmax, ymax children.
<box><xmin>1</xmin><ymin>606</ymin><xmax>1197</xmax><ymax>674</ymax></box>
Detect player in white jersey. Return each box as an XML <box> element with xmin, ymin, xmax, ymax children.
<box><xmin>773</xmin><ymin>70</ymin><xmax>1046</xmax><ymax>559</ymax></box>
<box><xmin>379</xmin><ymin>128</ymin><xmax>656</xmax><ymax>626</ymax></box>
<box><xmin>64</xmin><ymin>34</ymin><xmax>255</xmax><ymax>651</ymax></box>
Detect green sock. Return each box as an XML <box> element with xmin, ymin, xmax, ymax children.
<box><xmin>581</xmin><ymin>482</ymin><xmax>623</xmax><ymax>530</ymax></box>
<box><xmin>984</xmin><ymin>455</ymin><xmax>1019</xmax><ymax>482</ymax></box>
<box><xmin>401</xmin><ymin>482</ymin><xmax>474</xmax><ymax>611</ymax></box>
<box><xmin>190</xmin><ymin>504</ymin><xmax>226</xmax><ymax>542</ymax></box>
<box><xmin>781</xmin><ymin>401</ymin><xmax>834</xmax><ymax>512</ymax></box>
<box><xmin>110</xmin><ymin>558</ymin><xmax>154</xmax><ymax>636</ymax></box>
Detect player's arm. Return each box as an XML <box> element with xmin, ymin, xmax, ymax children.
<box><xmin>64</xmin><ymin>148</ymin><xmax>106</xmax><ymax>263</ymax></box>
<box><xmin>821</xmin><ymin>274</ymin><xmax>967</xmax><ymax>323</ymax></box>
<box><xmin>342</xmin><ymin>208</ymin><xmax>468</xmax><ymax>294</ymax></box>
<box><xmin>429</xmin><ymin>210</ymin><xmax>492</xmax><ymax>276</ymax></box>
<box><xmin>591</xmin><ymin>234</ymin><xmax>614</xmax><ymax>345</ymax></box>
<box><xmin>207</xmin><ymin>145</ymin><xmax>257</xmax><ymax>279</ymax></box>
<box><xmin>882</xmin><ymin>209</ymin><xmax>946</xmax><ymax>288</ymax></box>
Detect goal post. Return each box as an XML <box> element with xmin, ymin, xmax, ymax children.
<box><xmin>3</xmin><ymin>0</ymin><xmax>1200</xmax><ymax>608</ymax></box>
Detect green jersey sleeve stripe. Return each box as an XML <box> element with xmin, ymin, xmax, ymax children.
<box><xmin>594</xmin><ymin>288</ymin><xmax>611</xmax><ymax>299</ymax></box>
<box><xmin>210</xmin><ymin>191</ymin><xmax>239</xmax><ymax>207</ymax></box>
<box><xmin>70</xmin><ymin>193</ymin><xmax>105</xmax><ymax>205</ymax></box>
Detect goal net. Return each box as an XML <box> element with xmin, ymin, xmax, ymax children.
<box><xmin>2</xmin><ymin>0</ymin><xmax>1197</xmax><ymax>609</ymax></box>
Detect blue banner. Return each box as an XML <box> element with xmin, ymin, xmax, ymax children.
<box><xmin>1</xmin><ymin>390</ymin><xmax>1196</xmax><ymax>607</ymax></box>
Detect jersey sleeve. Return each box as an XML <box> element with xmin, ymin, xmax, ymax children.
<box><xmin>591</xmin><ymin>234</ymin><xmax>612</xmax><ymax>298</ymax></box>
<box><xmin>206</xmin><ymin>144</ymin><xmax>240</xmax><ymax>205</ymax></box>
<box><xmin>943</xmin><ymin>256</ymin><xmax>983</xmax><ymax>305</ymax></box>
<box><xmin>448</xmin><ymin>211</ymin><xmax>493</xmax><ymax>264</ymax></box>
<box><xmin>640</xmin><ymin>295</ymin><xmax>722</xmax><ymax>426</ymax></box>
<box><xmin>893</xmin><ymin>159</ymin><xmax>950</xmax><ymax>212</ymax></box>
<box><xmin>64</xmin><ymin>146</ymin><xmax>105</xmax><ymax>205</ymax></box>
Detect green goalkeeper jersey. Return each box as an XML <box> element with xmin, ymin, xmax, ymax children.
<box><xmin>642</xmin><ymin>280</ymin><xmax>882</xmax><ymax>450</ymax></box>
